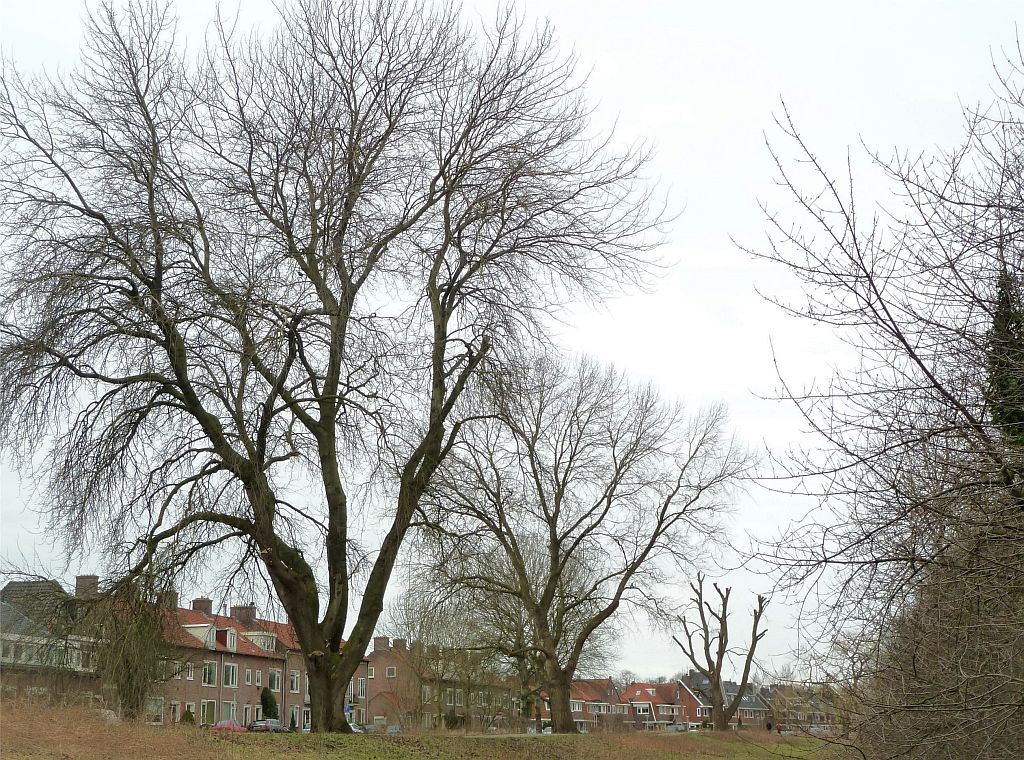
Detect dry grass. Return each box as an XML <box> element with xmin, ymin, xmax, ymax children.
<box><xmin>1</xmin><ymin>699</ymin><xmax>847</xmax><ymax>760</ymax></box>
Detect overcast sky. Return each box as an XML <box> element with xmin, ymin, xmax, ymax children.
<box><xmin>2</xmin><ymin>0</ymin><xmax>1022</xmax><ymax>680</ymax></box>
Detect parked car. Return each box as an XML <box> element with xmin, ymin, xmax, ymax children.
<box><xmin>208</xmin><ymin>719</ymin><xmax>247</xmax><ymax>732</ymax></box>
<box><xmin>247</xmin><ymin>719</ymin><xmax>290</xmax><ymax>733</ymax></box>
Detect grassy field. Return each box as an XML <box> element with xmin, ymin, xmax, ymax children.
<box><xmin>1</xmin><ymin>700</ymin><xmax>848</xmax><ymax>760</ymax></box>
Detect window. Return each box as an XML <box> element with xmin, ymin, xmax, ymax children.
<box><xmin>367</xmin><ymin>665</ymin><xmax>374</xmax><ymax>679</ymax></box>
<box><xmin>478</xmin><ymin>691</ymin><xmax>486</xmax><ymax>707</ymax></box>
<box><xmin>446</xmin><ymin>688</ymin><xmax>454</xmax><ymax>706</ymax></box>
<box><xmin>385</xmin><ymin>666</ymin><xmax>396</xmax><ymax>678</ymax></box>
<box><xmin>290</xmin><ymin>670</ymin><xmax>300</xmax><ymax>693</ymax></box>
<box><xmin>173</xmin><ymin>661</ymin><xmax>182</xmax><ymax>679</ymax></box>
<box><xmin>255</xmin><ymin>705</ymin><xmax>263</xmax><ymax>720</ymax></box>
<box><xmin>170</xmin><ymin>702</ymin><xmax>180</xmax><ymax>723</ymax></box>
<box><xmin>224</xmin><ymin>663</ymin><xmax>238</xmax><ymax>688</ymax></box>
<box><xmin>357</xmin><ymin>677</ymin><xmax>366</xmax><ymax>698</ymax></box>
<box><xmin>358</xmin><ymin>708</ymin><xmax>366</xmax><ymax>725</ymax></box>
<box><xmin>269</xmin><ymin>668</ymin><xmax>281</xmax><ymax>692</ymax></box>
<box><xmin>347</xmin><ymin>679</ymin><xmax>354</xmax><ymax>698</ymax></box>
<box><xmin>202</xmin><ymin>660</ymin><xmax>217</xmax><ymax>687</ymax></box>
<box><xmin>422</xmin><ymin>685</ymin><xmax>433</xmax><ymax>703</ymax></box>
<box><xmin>455</xmin><ymin>689</ymin><xmax>463</xmax><ymax>706</ymax></box>
<box><xmin>373</xmin><ymin>715</ymin><xmax>386</xmax><ymax>726</ymax></box>
<box><xmin>570</xmin><ymin>701</ymin><xmax>583</xmax><ymax>713</ymax></box>
<box><xmin>255</xmin><ymin>669</ymin><xmax>262</xmax><ymax>687</ymax></box>
<box><xmin>245</xmin><ymin>668</ymin><xmax>252</xmax><ymax>685</ymax></box>
<box><xmin>227</xmin><ymin>630</ymin><xmax>237</xmax><ymax>651</ymax></box>
<box><xmin>223</xmin><ymin>701</ymin><xmax>236</xmax><ymax>721</ymax></box>
<box><xmin>201</xmin><ymin>700</ymin><xmax>217</xmax><ymax>725</ymax></box>
<box><xmin>289</xmin><ymin>705</ymin><xmax>300</xmax><ymax>729</ymax></box>
<box><xmin>635</xmin><ymin>704</ymin><xmax>650</xmax><ymax>715</ymax></box>
<box><xmin>186</xmin><ymin>662</ymin><xmax>195</xmax><ymax>681</ymax></box>
<box><xmin>146</xmin><ymin>698</ymin><xmax>164</xmax><ymax>725</ymax></box>
<box><xmin>243</xmin><ymin>704</ymin><xmax>251</xmax><ymax>725</ymax></box>
<box><xmin>185</xmin><ymin>702</ymin><xmax>196</xmax><ymax>721</ymax></box>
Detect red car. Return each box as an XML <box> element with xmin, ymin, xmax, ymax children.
<box><xmin>208</xmin><ymin>719</ymin><xmax>247</xmax><ymax>732</ymax></box>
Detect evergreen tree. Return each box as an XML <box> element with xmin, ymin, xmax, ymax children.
<box><xmin>261</xmin><ymin>687</ymin><xmax>279</xmax><ymax>720</ymax></box>
<box><xmin>987</xmin><ymin>268</ymin><xmax>1024</xmax><ymax>449</ymax></box>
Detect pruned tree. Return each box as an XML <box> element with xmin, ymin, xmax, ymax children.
<box><xmin>421</xmin><ymin>354</ymin><xmax>750</xmax><ymax>732</ymax></box>
<box><xmin>0</xmin><ymin>0</ymin><xmax>661</xmax><ymax>732</ymax></box>
<box><xmin>748</xmin><ymin>50</ymin><xmax>1024</xmax><ymax>759</ymax></box>
<box><xmin>672</xmin><ymin>573</ymin><xmax>767</xmax><ymax>731</ymax></box>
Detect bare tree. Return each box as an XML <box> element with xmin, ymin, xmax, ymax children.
<box><xmin>748</xmin><ymin>51</ymin><xmax>1024</xmax><ymax>759</ymax></box>
<box><xmin>421</xmin><ymin>354</ymin><xmax>750</xmax><ymax>732</ymax></box>
<box><xmin>0</xmin><ymin>0</ymin><xmax>661</xmax><ymax>731</ymax></box>
<box><xmin>673</xmin><ymin>573</ymin><xmax>767</xmax><ymax>731</ymax></box>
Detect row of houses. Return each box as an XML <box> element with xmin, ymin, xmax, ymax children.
<box><xmin>0</xmin><ymin>576</ymin><xmax>370</xmax><ymax>730</ymax></box>
<box><xmin>0</xmin><ymin>575</ymin><xmax>842</xmax><ymax>734</ymax></box>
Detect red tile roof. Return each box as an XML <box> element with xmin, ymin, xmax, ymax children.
<box><xmin>170</xmin><ymin>608</ymin><xmax>287</xmax><ymax>658</ymax></box>
<box><xmin>254</xmin><ymin>618</ymin><xmax>301</xmax><ymax>650</ymax></box>
<box><xmin>570</xmin><ymin>678</ymin><xmax>618</xmax><ymax>703</ymax></box>
<box><xmin>621</xmin><ymin>682</ymin><xmax>679</xmax><ymax>705</ymax></box>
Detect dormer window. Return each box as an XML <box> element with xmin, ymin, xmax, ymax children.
<box><xmin>227</xmin><ymin>630</ymin><xmax>237</xmax><ymax>651</ymax></box>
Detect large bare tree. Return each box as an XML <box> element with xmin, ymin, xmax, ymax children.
<box><xmin>750</xmin><ymin>53</ymin><xmax>1024</xmax><ymax>758</ymax></box>
<box><xmin>672</xmin><ymin>573</ymin><xmax>767</xmax><ymax>731</ymax></box>
<box><xmin>0</xmin><ymin>0</ymin><xmax>661</xmax><ymax>731</ymax></box>
<box><xmin>421</xmin><ymin>354</ymin><xmax>750</xmax><ymax>732</ymax></box>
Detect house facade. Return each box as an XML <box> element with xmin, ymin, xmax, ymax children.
<box><xmin>0</xmin><ymin>576</ymin><xmax>369</xmax><ymax>731</ymax></box>
<box><xmin>365</xmin><ymin>636</ymin><xmax>514</xmax><ymax>731</ymax></box>
<box><xmin>682</xmin><ymin>670</ymin><xmax>771</xmax><ymax>729</ymax></box>
<box><xmin>538</xmin><ymin>677</ymin><xmax>634</xmax><ymax>732</ymax></box>
<box><xmin>620</xmin><ymin>680</ymin><xmax>702</xmax><ymax>729</ymax></box>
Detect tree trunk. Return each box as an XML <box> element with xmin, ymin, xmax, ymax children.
<box><xmin>307</xmin><ymin>655</ymin><xmax>349</xmax><ymax>733</ymax></box>
<box><xmin>547</xmin><ymin>669</ymin><xmax>577</xmax><ymax>734</ymax></box>
<box><xmin>711</xmin><ymin>681</ymin><xmax>729</xmax><ymax>731</ymax></box>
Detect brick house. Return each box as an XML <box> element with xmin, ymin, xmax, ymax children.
<box><xmin>682</xmin><ymin>670</ymin><xmax>771</xmax><ymax>729</ymax></box>
<box><xmin>0</xmin><ymin>581</ymin><xmax>101</xmax><ymax>703</ymax></box>
<box><xmin>365</xmin><ymin>636</ymin><xmax>514</xmax><ymax>731</ymax></box>
<box><xmin>539</xmin><ymin>677</ymin><xmax>634</xmax><ymax>732</ymax></box>
<box><xmin>0</xmin><ymin>575</ymin><xmax>369</xmax><ymax>730</ymax></box>
<box><xmin>620</xmin><ymin>680</ymin><xmax>702</xmax><ymax>729</ymax></box>
<box><xmin>159</xmin><ymin>597</ymin><xmax>370</xmax><ymax>730</ymax></box>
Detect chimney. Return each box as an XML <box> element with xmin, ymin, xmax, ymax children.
<box><xmin>231</xmin><ymin>604</ymin><xmax>258</xmax><ymax>627</ymax></box>
<box><xmin>191</xmin><ymin>597</ymin><xmax>213</xmax><ymax>615</ymax></box>
<box><xmin>75</xmin><ymin>575</ymin><xmax>99</xmax><ymax>599</ymax></box>
<box><xmin>393</xmin><ymin>638</ymin><xmax>407</xmax><ymax>651</ymax></box>
<box><xmin>373</xmin><ymin>636</ymin><xmax>390</xmax><ymax>652</ymax></box>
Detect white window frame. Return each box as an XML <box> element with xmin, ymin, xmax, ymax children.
<box><xmin>245</xmin><ymin>668</ymin><xmax>252</xmax><ymax>685</ymax></box>
<box><xmin>290</xmin><ymin>669</ymin><xmax>300</xmax><ymax>693</ymax></box>
<box><xmin>255</xmin><ymin>669</ymin><xmax>262</xmax><ymax>687</ymax></box>
<box><xmin>357</xmin><ymin>677</ymin><xmax>366</xmax><ymax>698</ymax></box>
<box><xmin>385</xmin><ymin>665</ymin><xmax>396</xmax><ymax>678</ymax></box>
<box><xmin>185</xmin><ymin>701</ymin><xmax>196</xmax><ymax>720</ymax></box>
<box><xmin>367</xmin><ymin>665</ymin><xmax>374</xmax><ymax>679</ymax></box>
<box><xmin>223</xmin><ymin>701</ymin><xmax>236</xmax><ymax>721</ymax></box>
<box><xmin>223</xmin><ymin>663</ymin><xmax>238</xmax><ymax>688</ymax></box>
<box><xmin>201</xmin><ymin>699</ymin><xmax>217</xmax><ymax>725</ymax></box>
<box><xmin>269</xmin><ymin>668</ymin><xmax>282</xmax><ymax>692</ymax></box>
<box><xmin>146</xmin><ymin>697</ymin><xmax>165</xmax><ymax>725</ymax></box>
<box><xmin>186</xmin><ymin>661</ymin><xmax>195</xmax><ymax>680</ymax></box>
<box><xmin>227</xmin><ymin>630</ymin><xmax>237</xmax><ymax>651</ymax></box>
<box><xmin>456</xmin><ymin>689</ymin><xmax>463</xmax><ymax>706</ymax></box>
<box><xmin>202</xmin><ymin>660</ymin><xmax>217</xmax><ymax>687</ymax></box>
